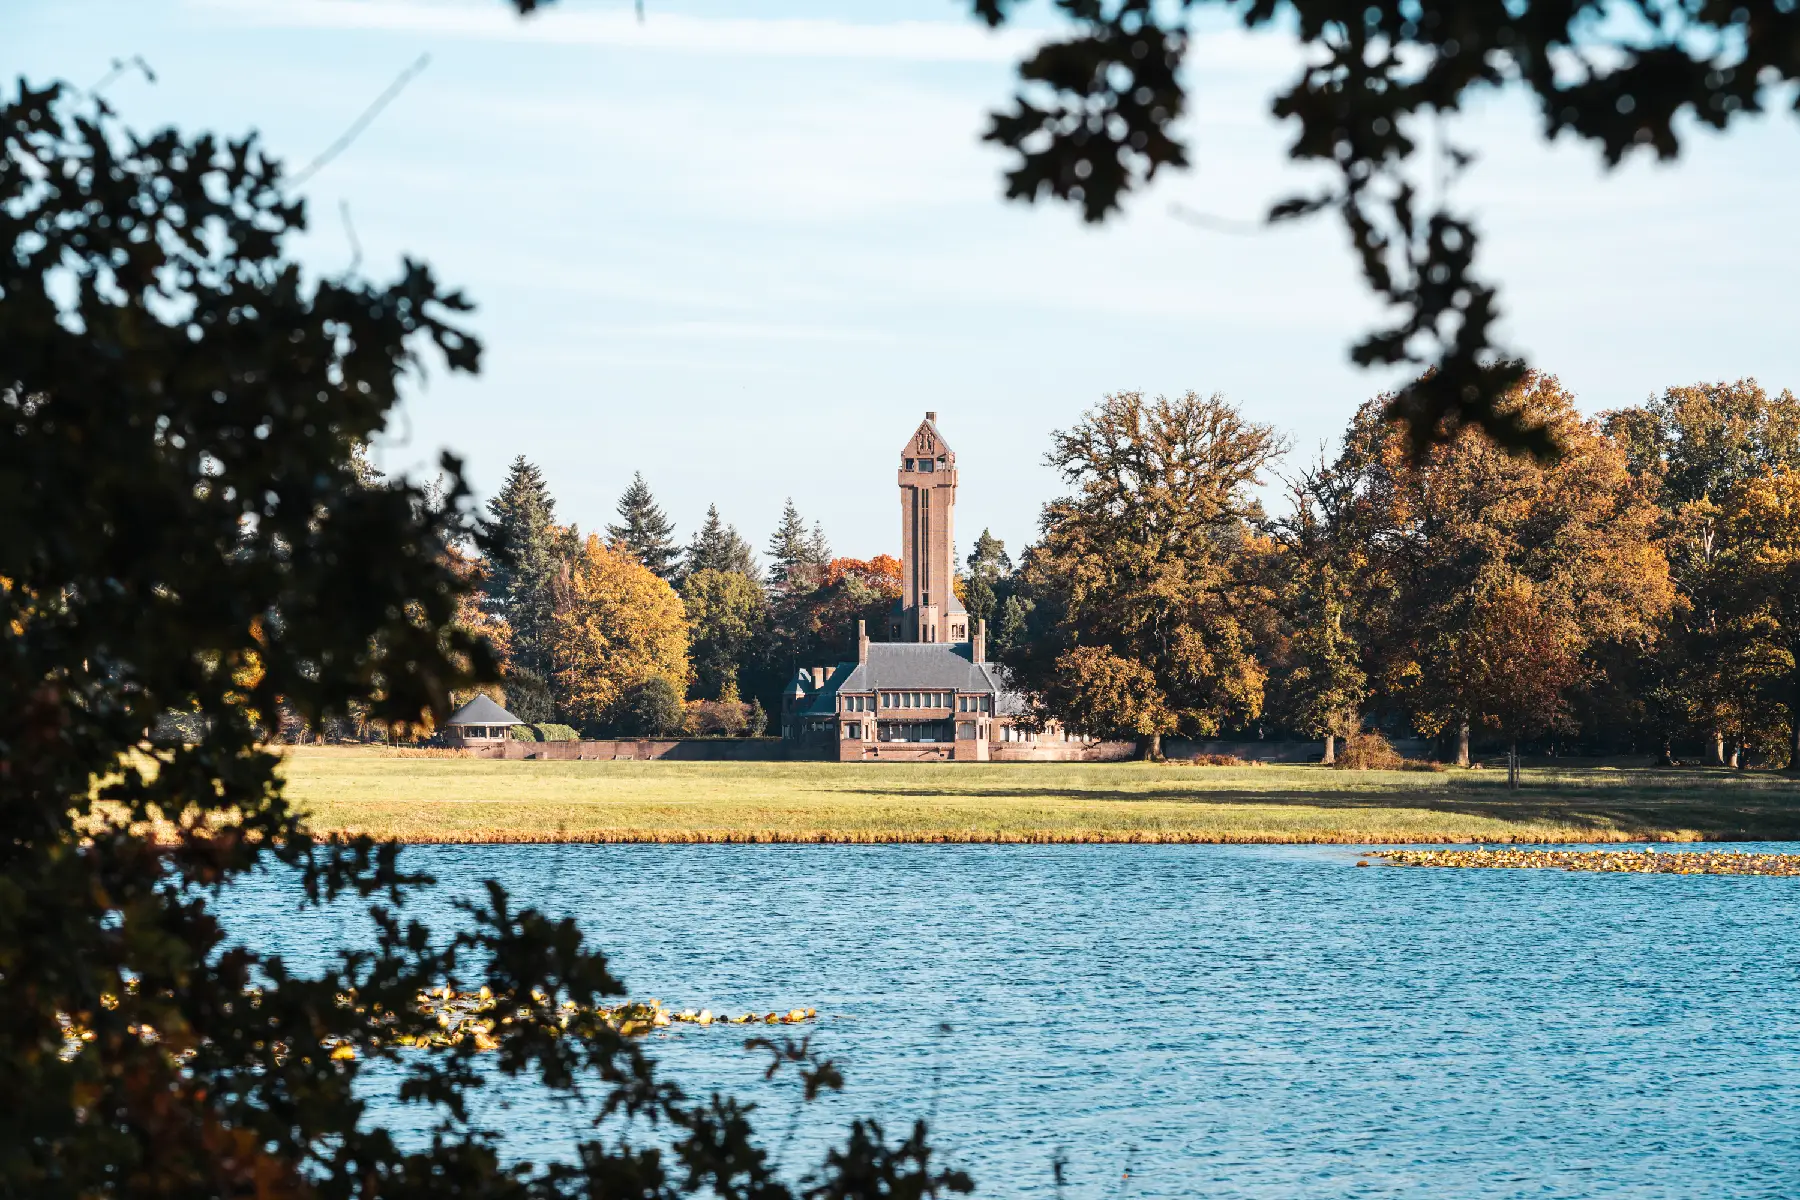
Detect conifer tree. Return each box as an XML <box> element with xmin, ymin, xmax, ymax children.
<box><xmin>765</xmin><ymin>499</ymin><xmax>811</xmax><ymax>586</ymax></box>
<box><xmin>686</xmin><ymin>504</ymin><xmax>759</xmax><ymax>581</ymax></box>
<box><xmin>606</xmin><ymin>472</ymin><xmax>681</xmax><ymax>581</ymax></box>
<box><xmin>487</xmin><ymin>456</ymin><xmax>571</xmax><ymax>681</ymax></box>
<box><xmin>964</xmin><ymin>529</ymin><xmax>1014</xmax><ymax>624</ymax></box>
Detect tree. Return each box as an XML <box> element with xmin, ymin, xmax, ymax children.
<box><xmin>486</xmin><ymin>455</ymin><xmax>574</xmax><ymax>679</ymax></box>
<box><xmin>993</xmin><ymin>592</ymin><xmax>1032</xmax><ymax>658</ymax></box>
<box><xmin>617</xmin><ymin>676</ymin><xmax>688</xmax><ymax>737</ymax></box>
<box><xmin>1716</xmin><ymin>468</ymin><xmax>1800</xmax><ymax>769</ymax></box>
<box><xmin>552</xmin><ymin>535</ymin><xmax>692</xmax><ymax>731</ymax></box>
<box><xmin>0</xmin><ymin>66</ymin><xmax>964</xmax><ymax>1200</ymax></box>
<box><xmin>685</xmin><ymin>503</ymin><xmax>759</xmax><ymax>581</ymax></box>
<box><xmin>767</xmin><ymin>499</ymin><xmax>834</xmax><ymax>589</ymax></box>
<box><xmin>963</xmin><ymin>528</ymin><xmax>1014</xmax><ymax>625</ymax></box>
<box><xmin>682</xmin><ymin>567</ymin><xmax>770</xmax><ymax>701</ymax></box>
<box><xmin>606</xmin><ymin>471</ymin><xmax>681</xmax><ymax>581</ymax></box>
<box><xmin>1604</xmin><ymin>381</ymin><xmax>1800</xmax><ymax>763</ymax></box>
<box><xmin>1450</xmin><ymin>571</ymin><xmax>1586</xmax><ymax>786</ymax></box>
<box><xmin>1327</xmin><ymin>373</ymin><xmax>1673</xmax><ymax>764</ymax></box>
<box><xmin>1006</xmin><ymin>391</ymin><xmax>1284</xmax><ymax>759</ymax></box>
<box><xmin>1269</xmin><ymin>482</ymin><xmax>1367</xmax><ymax>765</ymax></box>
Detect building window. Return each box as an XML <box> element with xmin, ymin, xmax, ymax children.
<box><xmin>845</xmin><ymin>723</ymin><xmax>862</xmax><ymax>739</ymax></box>
<box><xmin>957</xmin><ymin>722</ymin><xmax>975</xmax><ymax>740</ymax></box>
<box><xmin>918</xmin><ymin>458</ymin><xmax>935</xmax><ymax>472</ymax></box>
<box><xmin>881</xmin><ymin>721</ymin><xmax>944</xmax><ymax>743</ymax></box>
<box><xmin>905</xmin><ymin>458</ymin><xmax>915</xmax><ymax>471</ymax></box>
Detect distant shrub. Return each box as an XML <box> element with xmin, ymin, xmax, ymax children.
<box><xmin>536</xmin><ymin>723</ymin><xmax>580</xmax><ymax>742</ymax></box>
<box><xmin>502</xmin><ymin>667</ymin><xmax>555</xmax><ymax>724</ymax></box>
<box><xmin>616</xmin><ymin>677</ymin><xmax>687</xmax><ymax>737</ymax></box>
<box><xmin>1173</xmin><ymin>753</ymin><xmax>1259</xmax><ymax>767</ymax></box>
<box><xmin>685</xmin><ymin>699</ymin><xmax>751</xmax><ymax>737</ymax></box>
<box><xmin>1334</xmin><ymin>732</ymin><xmax>1404</xmax><ymax>770</ymax></box>
<box><xmin>509</xmin><ymin>724</ymin><xmax>541</xmax><ymax>742</ymax></box>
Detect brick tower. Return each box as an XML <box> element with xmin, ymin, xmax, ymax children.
<box><xmin>894</xmin><ymin>412</ymin><xmax>968</xmax><ymax>643</ymax></box>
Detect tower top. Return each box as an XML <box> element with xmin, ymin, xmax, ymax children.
<box><xmin>900</xmin><ymin>413</ymin><xmax>954</xmax><ymax>470</ymax></box>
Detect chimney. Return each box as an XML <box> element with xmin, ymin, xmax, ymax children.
<box><xmin>972</xmin><ymin>618</ymin><xmax>987</xmax><ymax>664</ymax></box>
<box><xmin>811</xmin><ymin>666</ymin><xmax>827</xmax><ymax>689</ymax></box>
<box><xmin>857</xmin><ymin>619</ymin><xmax>869</xmax><ymax>663</ymax></box>
<box><xmin>925</xmin><ymin>411</ymin><xmax>937</xmax><ymax>422</ymax></box>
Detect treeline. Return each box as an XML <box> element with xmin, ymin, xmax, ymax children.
<box><xmin>472</xmin><ymin>460</ymin><xmax>925</xmax><ymax>737</ymax></box>
<box><xmin>997</xmin><ymin>375</ymin><xmax>1800</xmax><ymax>768</ymax></box>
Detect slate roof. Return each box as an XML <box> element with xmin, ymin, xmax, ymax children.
<box><xmin>793</xmin><ymin>644</ymin><xmax>1023</xmax><ymax>717</ymax></box>
<box><xmin>446</xmin><ymin>695</ymin><xmax>521</xmax><ymax>726</ymax></box>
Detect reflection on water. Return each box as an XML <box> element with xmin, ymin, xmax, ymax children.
<box><xmin>219</xmin><ymin>844</ymin><xmax>1800</xmax><ymax>1198</ymax></box>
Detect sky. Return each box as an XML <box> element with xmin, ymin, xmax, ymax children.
<box><xmin>10</xmin><ymin>0</ymin><xmax>1800</xmax><ymax>562</ymax></box>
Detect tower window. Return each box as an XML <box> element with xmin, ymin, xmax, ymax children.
<box><xmin>918</xmin><ymin>458</ymin><xmax>935</xmax><ymax>472</ymax></box>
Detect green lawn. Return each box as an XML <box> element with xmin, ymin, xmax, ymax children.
<box><xmin>277</xmin><ymin>748</ymin><xmax>1800</xmax><ymax>844</ymax></box>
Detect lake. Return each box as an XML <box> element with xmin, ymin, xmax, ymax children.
<box><xmin>220</xmin><ymin>844</ymin><xmax>1800</xmax><ymax>1198</ymax></box>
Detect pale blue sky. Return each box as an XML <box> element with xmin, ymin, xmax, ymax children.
<box><xmin>10</xmin><ymin>0</ymin><xmax>1799</xmax><ymax>560</ymax></box>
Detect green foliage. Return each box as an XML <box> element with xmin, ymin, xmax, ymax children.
<box><xmin>766</xmin><ymin>498</ymin><xmax>831</xmax><ymax>587</ymax></box>
<box><xmin>606</xmin><ymin>471</ymin><xmax>681</xmax><ymax>581</ymax></box>
<box><xmin>682</xmin><ymin>567</ymin><xmax>769</xmax><ymax>701</ymax></box>
<box><xmin>685</xmin><ymin>503</ymin><xmax>759</xmax><ymax>581</ymax></box>
<box><xmin>537</xmin><ymin>722</ymin><xmax>581</xmax><ymax>742</ymax></box>
<box><xmin>963</xmin><ymin>528</ymin><xmax>1014</xmax><ymax>625</ymax></box>
<box><xmin>486</xmin><ymin>455</ymin><xmax>575</xmax><ymax>679</ymax></box>
<box><xmin>1270</xmin><ymin>479</ymin><xmax>1367</xmax><ymax>742</ymax></box>
<box><xmin>0</xmin><ymin>80</ymin><xmax>962</xmax><ymax>1200</ymax></box>
<box><xmin>616</xmin><ymin>676</ymin><xmax>688</xmax><ymax>737</ymax></box>
<box><xmin>502</xmin><ymin>665</ymin><xmax>555</xmax><ymax>723</ymax></box>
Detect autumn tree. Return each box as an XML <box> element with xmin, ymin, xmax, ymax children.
<box><xmin>1328</xmin><ymin>374</ymin><xmax>1672</xmax><ymax>764</ymax></box>
<box><xmin>552</xmin><ymin>535</ymin><xmax>691</xmax><ymax>731</ymax></box>
<box><xmin>1604</xmin><ymin>380</ymin><xmax>1800</xmax><ymax>763</ymax></box>
<box><xmin>1006</xmin><ymin>391</ymin><xmax>1283</xmax><ymax>759</ymax></box>
<box><xmin>1715</xmin><ymin>468</ymin><xmax>1800</xmax><ymax>769</ymax></box>
<box><xmin>682</xmin><ymin>567</ymin><xmax>770</xmax><ymax>701</ymax></box>
<box><xmin>606</xmin><ymin>471</ymin><xmax>681</xmax><ymax>581</ymax></box>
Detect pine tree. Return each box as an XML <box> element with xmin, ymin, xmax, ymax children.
<box><xmin>487</xmin><ymin>456</ymin><xmax>570</xmax><ymax>681</ymax></box>
<box><xmin>766</xmin><ymin>499</ymin><xmax>812</xmax><ymax>586</ymax></box>
<box><xmin>807</xmin><ymin>520</ymin><xmax>832</xmax><ymax>568</ymax></box>
<box><xmin>993</xmin><ymin>593</ymin><xmax>1031</xmax><ymax>657</ymax></box>
<box><xmin>686</xmin><ymin>504</ymin><xmax>759</xmax><ymax>581</ymax></box>
<box><xmin>606</xmin><ymin>472</ymin><xmax>680</xmax><ymax>581</ymax></box>
<box><xmin>964</xmin><ymin>528</ymin><xmax>1013</xmax><ymax>623</ymax></box>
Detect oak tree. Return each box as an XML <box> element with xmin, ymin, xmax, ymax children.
<box><xmin>1007</xmin><ymin>391</ymin><xmax>1283</xmax><ymax>758</ymax></box>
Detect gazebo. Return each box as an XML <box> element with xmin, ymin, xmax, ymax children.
<box><xmin>444</xmin><ymin>695</ymin><xmax>523</xmax><ymax>746</ymax></box>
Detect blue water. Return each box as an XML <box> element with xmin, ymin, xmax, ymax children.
<box><xmin>220</xmin><ymin>845</ymin><xmax>1800</xmax><ymax>1197</ymax></box>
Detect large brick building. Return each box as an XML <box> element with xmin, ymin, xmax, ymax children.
<box><xmin>782</xmin><ymin>414</ymin><xmax>1100</xmax><ymax>762</ymax></box>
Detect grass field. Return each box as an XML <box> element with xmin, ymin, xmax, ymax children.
<box><xmin>277</xmin><ymin>748</ymin><xmax>1800</xmax><ymax>844</ymax></box>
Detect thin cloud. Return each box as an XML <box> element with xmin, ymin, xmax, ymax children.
<box><xmin>194</xmin><ymin>0</ymin><xmax>1044</xmax><ymax>63</ymax></box>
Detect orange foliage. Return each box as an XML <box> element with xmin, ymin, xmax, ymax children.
<box><xmin>823</xmin><ymin>554</ymin><xmax>902</xmax><ymax>596</ymax></box>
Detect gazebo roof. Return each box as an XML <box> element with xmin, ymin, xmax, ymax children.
<box><xmin>446</xmin><ymin>695</ymin><xmax>522</xmax><ymax>726</ymax></box>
